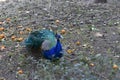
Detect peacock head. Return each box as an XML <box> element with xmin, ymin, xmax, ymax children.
<box><xmin>55</xmin><ymin>33</ymin><xmax>63</xmax><ymax>40</ymax></box>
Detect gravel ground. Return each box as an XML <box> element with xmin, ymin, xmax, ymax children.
<box><xmin>0</xmin><ymin>0</ymin><xmax>120</xmax><ymax>80</ymax></box>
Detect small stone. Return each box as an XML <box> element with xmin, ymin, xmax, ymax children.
<box><xmin>25</xmin><ymin>11</ymin><xmax>30</xmax><ymax>13</ymax></box>
<box><xmin>82</xmin><ymin>44</ymin><xmax>88</xmax><ymax>47</ymax></box>
<box><xmin>94</xmin><ymin>32</ymin><xmax>103</xmax><ymax>37</ymax></box>
<box><xmin>80</xmin><ymin>21</ymin><xmax>84</xmax><ymax>24</ymax></box>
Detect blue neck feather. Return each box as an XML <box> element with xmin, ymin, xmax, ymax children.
<box><xmin>43</xmin><ymin>39</ymin><xmax>63</xmax><ymax>60</ymax></box>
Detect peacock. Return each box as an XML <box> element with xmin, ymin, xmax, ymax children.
<box><xmin>24</xmin><ymin>29</ymin><xmax>63</xmax><ymax>60</ymax></box>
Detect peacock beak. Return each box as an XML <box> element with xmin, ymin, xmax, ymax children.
<box><xmin>60</xmin><ymin>35</ymin><xmax>64</xmax><ymax>39</ymax></box>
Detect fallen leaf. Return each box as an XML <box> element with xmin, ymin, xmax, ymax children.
<box><xmin>67</xmin><ymin>49</ymin><xmax>74</xmax><ymax>54</ymax></box>
<box><xmin>6</xmin><ymin>18</ymin><xmax>11</xmax><ymax>22</ymax></box>
<box><xmin>113</xmin><ymin>64</ymin><xmax>118</xmax><ymax>69</ymax></box>
<box><xmin>16</xmin><ymin>37</ymin><xmax>24</xmax><ymax>42</ymax></box>
<box><xmin>0</xmin><ymin>27</ymin><xmax>4</xmax><ymax>31</ymax></box>
<box><xmin>0</xmin><ymin>45</ymin><xmax>6</xmax><ymax>51</ymax></box>
<box><xmin>0</xmin><ymin>34</ymin><xmax>5</xmax><ymax>39</ymax></box>
<box><xmin>19</xmin><ymin>31</ymin><xmax>24</xmax><ymax>35</ymax></box>
<box><xmin>18</xmin><ymin>70</ymin><xmax>23</xmax><ymax>74</ymax></box>
<box><xmin>11</xmin><ymin>35</ymin><xmax>16</xmax><ymax>41</ymax></box>
<box><xmin>60</xmin><ymin>29</ymin><xmax>66</xmax><ymax>34</ymax></box>
<box><xmin>75</xmin><ymin>41</ymin><xmax>80</xmax><ymax>45</ymax></box>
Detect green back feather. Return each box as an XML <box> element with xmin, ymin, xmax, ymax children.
<box><xmin>25</xmin><ymin>29</ymin><xmax>57</xmax><ymax>49</ymax></box>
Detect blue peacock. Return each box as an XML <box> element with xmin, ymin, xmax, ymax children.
<box><xmin>24</xmin><ymin>29</ymin><xmax>63</xmax><ymax>60</ymax></box>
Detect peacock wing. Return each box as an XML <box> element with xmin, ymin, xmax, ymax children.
<box><xmin>24</xmin><ymin>31</ymin><xmax>44</xmax><ymax>48</ymax></box>
<box><xmin>39</xmin><ymin>30</ymin><xmax>57</xmax><ymax>49</ymax></box>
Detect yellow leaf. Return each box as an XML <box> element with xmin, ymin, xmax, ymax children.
<box><xmin>113</xmin><ymin>64</ymin><xmax>118</xmax><ymax>69</ymax></box>
<box><xmin>0</xmin><ymin>27</ymin><xmax>4</xmax><ymax>31</ymax></box>
<box><xmin>0</xmin><ymin>34</ymin><xmax>5</xmax><ymax>39</ymax></box>
<box><xmin>67</xmin><ymin>49</ymin><xmax>73</xmax><ymax>54</ymax></box>
<box><xmin>75</xmin><ymin>41</ymin><xmax>80</xmax><ymax>45</ymax></box>
<box><xmin>0</xmin><ymin>45</ymin><xmax>6</xmax><ymax>51</ymax></box>
<box><xmin>18</xmin><ymin>70</ymin><xmax>23</xmax><ymax>74</ymax></box>
<box><xmin>60</xmin><ymin>29</ymin><xmax>66</xmax><ymax>34</ymax></box>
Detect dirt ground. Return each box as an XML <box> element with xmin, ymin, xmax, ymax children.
<box><xmin>0</xmin><ymin>0</ymin><xmax>120</xmax><ymax>80</ymax></box>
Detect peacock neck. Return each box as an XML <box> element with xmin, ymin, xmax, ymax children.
<box><xmin>42</xmin><ymin>38</ymin><xmax>62</xmax><ymax>60</ymax></box>
<box><xmin>55</xmin><ymin>39</ymin><xmax>62</xmax><ymax>51</ymax></box>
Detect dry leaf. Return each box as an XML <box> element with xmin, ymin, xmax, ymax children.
<box><xmin>0</xmin><ymin>34</ymin><xmax>5</xmax><ymax>39</ymax></box>
<box><xmin>0</xmin><ymin>27</ymin><xmax>4</xmax><ymax>31</ymax></box>
<box><xmin>75</xmin><ymin>41</ymin><xmax>80</xmax><ymax>45</ymax></box>
<box><xmin>26</xmin><ymin>27</ymin><xmax>32</xmax><ymax>32</ymax></box>
<box><xmin>6</xmin><ymin>18</ymin><xmax>11</xmax><ymax>22</ymax></box>
<box><xmin>60</xmin><ymin>29</ymin><xmax>66</xmax><ymax>34</ymax></box>
<box><xmin>18</xmin><ymin>70</ymin><xmax>23</xmax><ymax>74</ymax></box>
<box><xmin>19</xmin><ymin>31</ymin><xmax>24</xmax><ymax>35</ymax></box>
<box><xmin>67</xmin><ymin>49</ymin><xmax>74</xmax><ymax>54</ymax></box>
<box><xmin>0</xmin><ymin>45</ymin><xmax>6</xmax><ymax>51</ymax></box>
<box><xmin>113</xmin><ymin>64</ymin><xmax>118</xmax><ymax>69</ymax></box>
<box><xmin>11</xmin><ymin>35</ymin><xmax>16</xmax><ymax>41</ymax></box>
<box><xmin>16</xmin><ymin>37</ymin><xmax>24</xmax><ymax>42</ymax></box>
